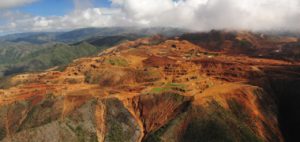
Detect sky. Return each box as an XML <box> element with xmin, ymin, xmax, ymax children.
<box><xmin>0</xmin><ymin>0</ymin><xmax>300</xmax><ymax>35</ymax></box>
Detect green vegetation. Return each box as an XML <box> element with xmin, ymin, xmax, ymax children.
<box><xmin>183</xmin><ymin>101</ymin><xmax>263</xmax><ymax>142</ymax></box>
<box><xmin>0</xmin><ymin>27</ymin><xmax>185</xmax><ymax>77</ymax></box>
<box><xmin>0</xmin><ymin>34</ymin><xmax>139</xmax><ymax>78</ymax></box>
<box><xmin>135</xmin><ymin>68</ymin><xmax>161</xmax><ymax>83</ymax></box>
<box><xmin>149</xmin><ymin>87</ymin><xmax>170</xmax><ymax>94</ymax></box>
<box><xmin>84</xmin><ymin>72</ymin><xmax>102</xmax><ymax>84</ymax></box>
<box><xmin>18</xmin><ymin>95</ymin><xmax>58</xmax><ymax>132</ymax></box>
<box><xmin>65</xmin><ymin>121</ymin><xmax>76</xmax><ymax>133</ymax></box>
<box><xmin>105</xmin><ymin>112</ymin><xmax>134</xmax><ymax>142</ymax></box>
<box><xmin>0</xmin><ymin>76</ymin><xmax>12</xmax><ymax>89</ymax></box>
<box><xmin>145</xmin><ymin>112</ymin><xmax>187</xmax><ymax>142</ymax></box>
<box><xmin>0</xmin><ymin>42</ymin><xmax>107</xmax><ymax>77</ymax></box>
<box><xmin>66</xmin><ymin>121</ymin><xmax>98</xmax><ymax>142</ymax></box>
<box><xmin>149</xmin><ymin>83</ymin><xmax>187</xmax><ymax>94</ymax></box>
<box><xmin>166</xmin><ymin>83</ymin><xmax>187</xmax><ymax>90</ymax></box>
<box><xmin>106</xmin><ymin>122</ymin><xmax>124</xmax><ymax>142</ymax></box>
<box><xmin>75</xmin><ymin>126</ymin><xmax>85</xmax><ymax>142</ymax></box>
<box><xmin>227</xmin><ymin>99</ymin><xmax>252</xmax><ymax>123</ymax></box>
<box><xmin>105</xmin><ymin>57</ymin><xmax>129</xmax><ymax>67</ymax></box>
<box><xmin>90</xmin><ymin>134</ymin><xmax>98</xmax><ymax>142</ymax></box>
<box><xmin>203</xmin><ymin>52</ymin><xmax>219</xmax><ymax>57</ymax></box>
<box><xmin>17</xmin><ymin>105</ymin><xmax>37</xmax><ymax>132</ymax></box>
<box><xmin>184</xmin><ymin>118</ymin><xmax>234</xmax><ymax>142</ymax></box>
<box><xmin>0</xmin><ymin>127</ymin><xmax>6</xmax><ymax>140</ymax></box>
<box><xmin>239</xmin><ymin>40</ymin><xmax>252</xmax><ymax>48</ymax></box>
<box><xmin>171</xmin><ymin>93</ymin><xmax>185</xmax><ymax>102</ymax></box>
<box><xmin>105</xmin><ymin>99</ymin><xmax>135</xmax><ymax>142</ymax></box>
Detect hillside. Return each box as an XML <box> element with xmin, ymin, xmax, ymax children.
<box><xmin>0</xmin><ymin>33</ymin><xmax>299</xmax><ymax>142</ymax></box>
<box><xmin>0</xmin><ymin>36</ymin><xmax>136</xmax><ymax>78</ymax></box>
<box><xmin>180</xmin><ymin>31</ymin><xmax>300</xmax><ymax>61</ymax></box>
<box><xmin>0</xmin><ymin>27</ymin><xmax>185</xmax><ymax>78</ymax></box>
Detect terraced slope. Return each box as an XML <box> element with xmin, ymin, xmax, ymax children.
<box><xmin>0</xmin><ymin>37</ymin><xmax>299</xmax><ymax>142</ymax></box>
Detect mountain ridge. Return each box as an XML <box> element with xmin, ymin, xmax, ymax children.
<box><xmin>0</xmin><ymin>33</ymin><xmax>299</xmax><ymax>141</ymax></box>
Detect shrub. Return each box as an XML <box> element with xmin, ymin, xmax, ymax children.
<box><xmin>84</xmin><ymin>72</ymin><xmax>102</xmax><ymax>84</ymax></box>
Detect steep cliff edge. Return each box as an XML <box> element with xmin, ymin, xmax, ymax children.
<box><xmin>262</xmin><ymin>66</ymin><xmax>300</xmax><ymax>142</ymax></box>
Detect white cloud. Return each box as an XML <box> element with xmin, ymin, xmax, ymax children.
<box><xmin>113</xmin><ymin>0</ymin><xmax>174</xmax><ymax>19</ymax></box>
<box><xmin>109</xmin><ymin>0</ymin><xmax>300</xmax><ymax>31</ymax></box>
<box><xmin>1</xmin><ymin>0</ymin><xmax>300</xmax><ymax>34</ymax></box>
<box><xmin>0</xmin><ymin>0</ymin><xmax>37</xmax><ymax>9</ymax></box>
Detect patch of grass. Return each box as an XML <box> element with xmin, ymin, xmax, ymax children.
<box><xmin>166</xmin><ymin>83</ymin><xmax>187</xmax><ymax>91</ymax></box>
<box><xmin>105</xmin><ymin>57</ymin><xmax>129</xmax><ymax>67</ymax></box>
<box><xmin>149</xmin><ymin>87</ymin><xmax>171</xmax><ymax>94</ymax></box>
<box><xmin>149</xmin><ymin>83</ymin><xmax>187</xmax><ymax>94</ymax></box>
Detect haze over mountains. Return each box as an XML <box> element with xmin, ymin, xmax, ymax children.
<box><xmin>0</xmin><ymin>27</ymin><xmax>185</xmax><ymax>78</ymax></box>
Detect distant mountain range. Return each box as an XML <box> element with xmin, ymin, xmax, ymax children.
<box><xmin>0</xmin><ymin>27</ymin><xmax>187</xmax><ymax>78</ymax></box>
<box><xmin>0</xmin><ymin>27</ymin><xmax>187</xmax><ymax>44</ymax></box>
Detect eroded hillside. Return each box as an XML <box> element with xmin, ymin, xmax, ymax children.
<box><xmin>0</xmin><ymin>34</ymin><xmax>299</xmax><ymax>142</ymax></box>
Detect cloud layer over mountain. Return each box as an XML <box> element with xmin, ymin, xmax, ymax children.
<box><xmin>1</xmin><ymin>0</ymin><xmax>300</xmax><ymax>34</ymax></box>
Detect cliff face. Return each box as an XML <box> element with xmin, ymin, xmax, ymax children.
<box><xmin>262</xmin><ymin>66</ymin><xmax>300</xmax><ymax>142</ymax></box>
<box><xmin>186</xmin><ymin>84</ymin><xmax>283</xmax><ymax>142</ymax></box>
<box><xmin>0</xmin><ymin>35</ymin><xmax>299</xmax><ymax>142</ymax></box>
